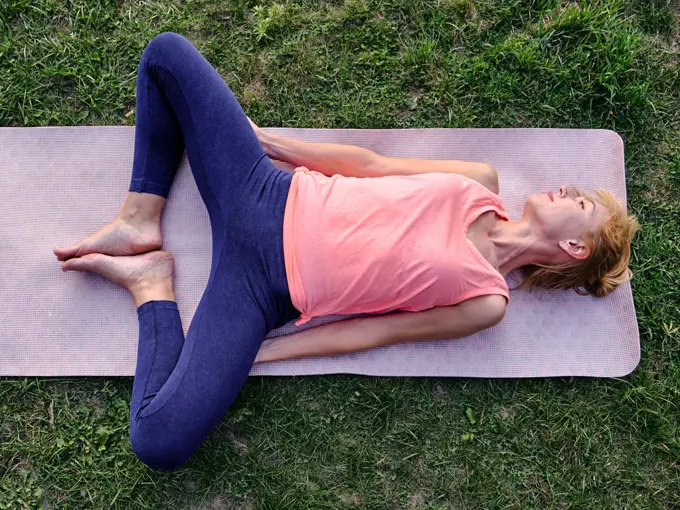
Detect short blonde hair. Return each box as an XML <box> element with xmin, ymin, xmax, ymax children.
<box><xmin>517</xmin><ymin>188</ymin><xmax>640</xmax><ymax>297</ymax></box>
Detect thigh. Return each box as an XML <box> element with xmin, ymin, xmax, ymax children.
<box><xmin>141</xmin><ymin>32</ymin><xmax>265</xmax><ymax>214</ymax></box>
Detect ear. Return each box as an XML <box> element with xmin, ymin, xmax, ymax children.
<box><xmin>558</xmin><ymin>239</ymin><xmax>589</xmax><ymax>260</ymax></box>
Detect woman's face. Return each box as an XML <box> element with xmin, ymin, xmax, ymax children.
<box><xmin>523</xmin><ymin>185</ymin><xmax>611</xmax><ymax>253</ymax></box>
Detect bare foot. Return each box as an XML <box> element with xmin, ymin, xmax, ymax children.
<box><xmin>61</xmin><ymin>251</ymin><xmax>175</xmax><ymax>307</ymax></box>
<box><xmin>54</xmin><ymin>216</ymin><xmax>162</xmax><ymax>261</ymax></box>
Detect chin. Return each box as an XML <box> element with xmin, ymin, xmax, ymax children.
<box><xmin>520</xmin><ymin>195</ymin><xmax>541</xmax><ymax>219</ymax></box>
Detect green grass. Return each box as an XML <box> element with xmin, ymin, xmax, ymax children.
<box><xmin>1</xmin><ymin>0</ymin><xmax>679</xmax><ymax>508</ymax></box>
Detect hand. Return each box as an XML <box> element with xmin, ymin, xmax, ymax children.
<box><xmin>247</xmin><ymin>116</ymin><xmax>264</xmax><ymax>141</ymax></box>
<box><xmin>254</xmin><ymin>338</ymin><xmax>275</xmax><ymax>364</ymax></box>
<box><xmin>247</xmin><ymin>116</ymin><xmax>277</xmax><ymax>159</ymax></box>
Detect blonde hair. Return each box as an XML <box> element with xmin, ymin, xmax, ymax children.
<box><xmin>517</xmin><ymin>188</ymin><xmax>640</xmax><ymax>297</ymax></box>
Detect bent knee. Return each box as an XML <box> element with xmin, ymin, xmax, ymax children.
<box><xmin>142</xmin><ymin>31</ymin><xmax>190</xmax><ymax>62</ymax></box>
<box><xmin>481</xmin><ymin>163</ymin><xmax>499</xmax><ymax>194</ymax></box>
<box><xmin>130</xmin><ymin>427</ymin><xmax>196</xmax><ymax>471</ymax></box>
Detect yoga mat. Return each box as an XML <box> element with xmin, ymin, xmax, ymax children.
<box><xmin>0</xmin><ymin>127</ymin><xmax>639</xmax><ymax>378</ymax></box>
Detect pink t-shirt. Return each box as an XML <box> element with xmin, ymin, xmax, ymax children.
<box><xmin>282</xmin><ymin>167</ymin><xmax>509</xmax><ymax>325</ymax></box>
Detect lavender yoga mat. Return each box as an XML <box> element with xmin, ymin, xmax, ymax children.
<box><xmin>0</xmin><ymin>127</ymin><xmax>639</xmax><ymax>377</ymax></box>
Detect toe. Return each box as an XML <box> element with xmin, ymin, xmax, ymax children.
<box><xmin>61</xmin><ymin>253</ymin><xmax>100</xmax><ymax>272</ymax></box>
<box><xmin>55</xmin><ymin>243</ymin><xmax>87</xmax><ymax>261</ymax></box>
<box><xmin>54</xmin><ymin>246</ymin><xmax>74</xmax><ymax>261</ymax></box>
<box><xmin>61</xmin><ymin>257</ymin><xmax>85</xmax><ymax>272</ymax></box>
<box><xmin>61</xmin><ymin>259</ymin><xmax>78</xmax><ymax>272</ymax></box>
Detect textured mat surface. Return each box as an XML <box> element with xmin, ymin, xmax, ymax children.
<box><xmin>0</xmin><ymin>127</ymin><xmax>639</xmax><ymax>377</ymax></box>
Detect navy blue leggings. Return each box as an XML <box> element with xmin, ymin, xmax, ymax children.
<box><xmin>127</xmin><ymin>32</ymin><xmax>299</xmax><ymax>470</ymax></box>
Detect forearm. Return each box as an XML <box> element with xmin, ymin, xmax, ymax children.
<box><xmin>255</xmin><ymin>317</ymin><xmax>383</xmax><ymax>363</ymax></box>
<box><xmin>260</xmin><ymin>131</ymin><xmax>381</xmax><ymax>178</ymax></box>
<box><xmin>254</xmin><ymin>297</ymin><xmax>506</xmax><ymax>364</ymax></box>
<box><xmin>260</xmin><ymin>131</ymin><xmax>494</xmax><ymax>182</ymax></box>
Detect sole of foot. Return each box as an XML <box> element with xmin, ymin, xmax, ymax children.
<box><xmin>61</xmin><ymin>251</ymin><xmax>174</xmax><ymax>296</ymax></box>
<box><xmin>53</xmin><ymin>217</ymin><xmax>162</xmax><ymax>261</ymax></box>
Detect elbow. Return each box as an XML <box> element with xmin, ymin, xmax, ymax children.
<box><xmin>490</xmin><ymin>309</ymin><xmax>505</xmax><ymax>327</ymax></box>
<box><xmin>487</xmin><ymin>298</ymin><xmax>507</xmax><ymax>328</ymax></box>
<box><xmin>481</xmin><ymin>163</ymin><xmax>499</xmax><ymax>194</ymax></box>
<box><xmin>365</xmin><ymin>152</ymin><xmax>388</xmax><ymax>178</ymax></box>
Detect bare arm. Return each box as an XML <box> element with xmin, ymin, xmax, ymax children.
<box><xmin>256</xmin><ymin>127</ymin><xmax>498</xmax><ymax>192</ymax></box>
<box><xmin>254</xmin><ymin>295</ymin><xmax>506</xmax><ymax>363</ymax></box>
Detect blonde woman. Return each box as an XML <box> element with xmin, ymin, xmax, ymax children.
<box><xmin>54</xmin><ymin>32</ymin><xmax>639</xmax><ymax>470</ymax></box>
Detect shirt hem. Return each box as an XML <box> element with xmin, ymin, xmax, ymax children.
<box><xmin>282</xmin><ymin>171</ymin><xmax>309</xmax><ymax>326</ymax></box>
<box><xmin>451</xmin><ymin>288</ymin><xmax>510</xmax><ymax>307</ymax></box>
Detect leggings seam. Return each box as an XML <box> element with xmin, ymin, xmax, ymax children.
<box><xmin>142</xmin><ymin>76</ymin><xmax>152</xmax><ymax>193</ymax></box>
<box><xmin>136</xmin><ymin>240</ymin><xmax>228</xmax><ymax>421</ymax></box>
<box><xmin>136</xmin><ymin>303</ymin><xmax>159</xmax><ymax>421</ymax></box>
<box><xmin>247</xmin><ymin>153</ymin><xmax>277</xmax><ymax>297</ymax></box>
<box><xmin>148</xmin><ymin>58</ymin><xmax>227</xmax><ymax>228</ymax></box>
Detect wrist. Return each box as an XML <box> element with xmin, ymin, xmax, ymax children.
<box><xmin>258</xmin><ymin>130</ymin><xmax>275</xmax><ymax>154</ymax></box>
<box><xmin>260</xmin><ymin>132</ymin><xmax>290</xmax><ymax>162</ymax></box>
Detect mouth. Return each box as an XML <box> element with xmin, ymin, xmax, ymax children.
<box><xmin>547</xmin><ymin>191</ymin><xmax>554</xmax><ymax>202</ymax></box>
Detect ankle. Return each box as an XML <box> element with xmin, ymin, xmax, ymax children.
<box><xmin>119</xmin><ymin>207</ymin><xmax>159</xmax><ymax>225</ymax></box>
<box><xmin>119</xmin><ymin>192</ymin><xmax>165</xmax><ymax>224</ymax></box>
<box><xmin>130</xmin><ymin>281</ymin><xmax>176</xmax><ymax>308</ymax></box>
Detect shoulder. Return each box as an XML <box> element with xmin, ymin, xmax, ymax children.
<box><xmin>445</xmin><ymin>163</ymin><xmax>499</xmax><ymax>194</ymax></box>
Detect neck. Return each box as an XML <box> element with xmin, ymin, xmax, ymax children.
<box><xmin>489</xmin><ymin>218</ymin><xmax>559</xmax><ymax>276</ymax></box>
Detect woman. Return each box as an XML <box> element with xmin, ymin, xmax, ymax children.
<box><xmin>54</xmin><ymin>32</ymin><xmax>639</xmax><ymax>470</ymax></box>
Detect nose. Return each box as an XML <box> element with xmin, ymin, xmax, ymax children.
<box><xmin>558</xmin><ymin>185</ymin><xmax>567</xmax><ymax>198</ymax></box>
